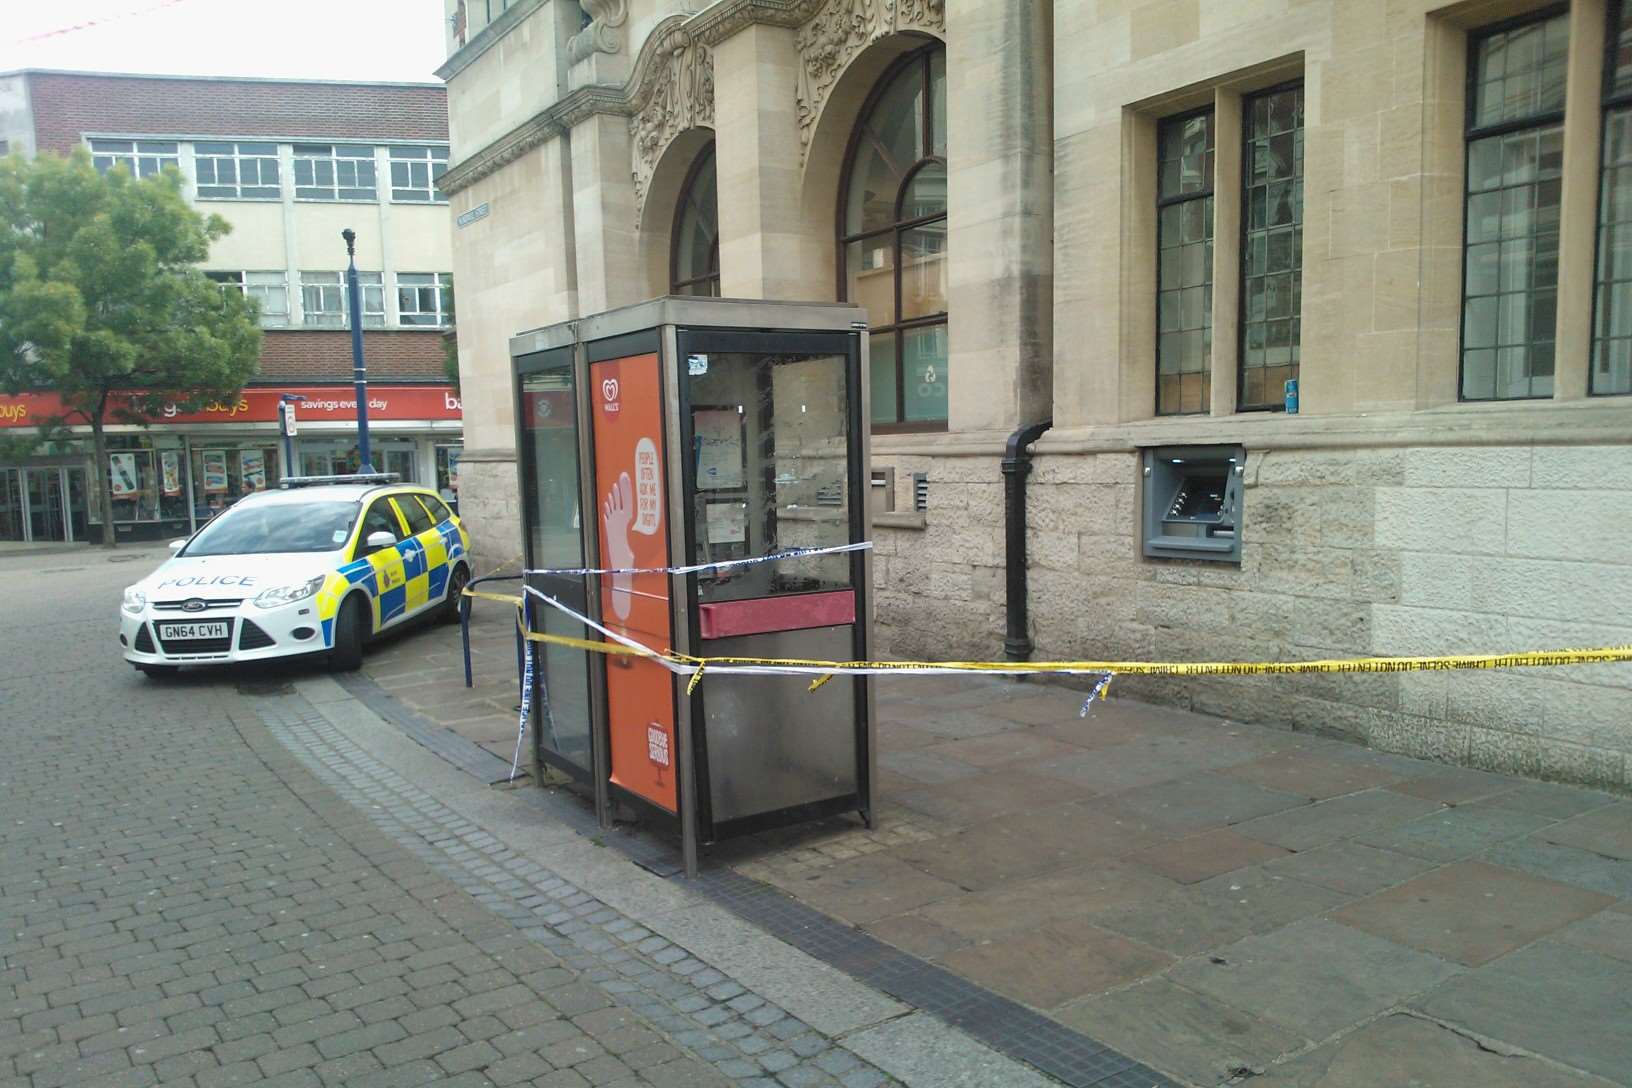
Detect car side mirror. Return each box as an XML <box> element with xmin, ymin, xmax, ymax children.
<box><xmin>365</xmin><ymin>530</ymin><xmax>397</xmax><ymax>552</ymax></box>
<box><xmin>168</xmin><ymin>539</ymin><xmax>187</xmax><ymax>552</ymax></box>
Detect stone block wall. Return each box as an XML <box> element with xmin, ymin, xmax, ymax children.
<box><xmin>870</xmin><ymin>443</ymin><xmax>1632</xmax><ymax>791</ymax></box>
<box><xmin>455</xmin><ymin>455</ymin><xmax>524</xmax><ymax>574</ymax></box>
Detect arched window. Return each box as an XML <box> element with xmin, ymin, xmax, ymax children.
<box><xmin>671</xmin><ymin>144</ymin><xmax>720</xmax><ymax>296</ymax></box>
<box><xmin>839</xmin><ymin>45</ymin><xmax>947</xmax><ymax>429</ymax></box>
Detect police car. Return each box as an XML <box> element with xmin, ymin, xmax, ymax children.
<box><xmin>119</xmin><ymin>474</ymin><xmax>471</xmax><ymax>677</ymax></box>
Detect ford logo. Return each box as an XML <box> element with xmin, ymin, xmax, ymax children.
<box><xmin>181</xmin><ymin>598</ymin><xmax>207</xmax><ymax>613</ymax></box>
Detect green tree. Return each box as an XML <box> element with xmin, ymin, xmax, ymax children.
<box><xmin>0</xmin><ymin>149</ymin><xmax>262</xmax><ymax>544</ymax></box>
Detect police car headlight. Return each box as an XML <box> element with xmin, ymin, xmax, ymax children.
<box><xmin>121</xmin><ymin>586</ymin><xmax>146</xmax><ymax>614</ymax></box>
<box><xmin>253</xmin><ymin>576</ymin><xmax>326</xmax><ymax>609</ymax></box>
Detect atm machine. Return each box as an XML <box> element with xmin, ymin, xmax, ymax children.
<box><xmin>510</xmin><ymin>297</ymin><xmax>875</xmax><ymax>874</ymax></box>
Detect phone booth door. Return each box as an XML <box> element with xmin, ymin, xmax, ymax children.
<box><xmin>518</xmin><ymin>350</ymin><xmax>596</xmax><ymax>780</ymax></box>
<box><xmin>677</xmin><ymin>330</ymin><xmax>868</xmax><ymax>838</ymax></box>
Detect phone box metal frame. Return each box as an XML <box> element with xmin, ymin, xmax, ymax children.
<box><xmin>510</xmin><ymin>297</ymin><xmax>876</xmax><ymax>877</ymax></box>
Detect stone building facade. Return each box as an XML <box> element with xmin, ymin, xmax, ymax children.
<box><xmin>436</xmin><ymin>0</ymin><xmax>1632</xmax><ymax>787</ymax></box>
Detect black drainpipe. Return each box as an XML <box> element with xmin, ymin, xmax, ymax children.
<box><xmin>1001</xmin><ymin>418</ymin><xmax>1052</xmax><ymax>661</ymax></box>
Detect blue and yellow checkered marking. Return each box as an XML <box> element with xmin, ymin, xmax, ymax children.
<box><xmin>311</xmin><ymin>501</ymin><xmax>468</xmax><ymax>647</ymax></box>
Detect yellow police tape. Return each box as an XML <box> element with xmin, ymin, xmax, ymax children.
<box><xmin>463</xmin><ymin>588</ymin><xmax>1632</xmax><ymax>687</ymax></box>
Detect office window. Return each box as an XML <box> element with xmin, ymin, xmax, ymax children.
<box><xmin>300</xmin><ymin>271</ymin><xmax>384</xmax><ymax>328</ymax></box>
<box><xmin>1240</xmin><ymin>84</ymin><xmax>1304</xmax><ymax>411</ymax></box>
<box><xmin>671</xmin><ymin>144</ymin><xmax>720</xmax><ymax>296</ymax></box>
<box><xmin>388</xmin><ymin>146</ymin><xmax>449</xmax><ymax>202</ymax></box>
<box><xmin>208</xmin><ymin>271</ymin><xmax>288</xmax><ymax>327</ymax></box>
<box><xmin>293</xmin><ymin>144</ymin><xmax>377</xmax><ymax>200</ymax></box>
<box><xmin>838</xmin><ymin>45</ymin><xmax>948</xmax><ymax>429</ymax></box>
<box><xmin>1157</xmin><ymin>110</ymin><xmax>1215</xmax><ymax>415</ymax></box>
<box><xmin>1461</xmin><ymin>13</ymin><xmax>1567</xmax><ymax>401</ymax></box>
<box><xmin>89</xmin><ymin>139</ymin><xmax>177</xmax><ymax>178</ymax></box>
<box><xmin>1593</xmin><ymin>2</ymin><xmax>1632</xmax><ymax>395</ymax></box>
<box><xmin>397</xmin><ymin>273</ymin><xmax>452</xmax><ymax>326</ymax></box>
<box><xmin>194</xmin><ymin>142</ymin><xmax>281</xmax><ymax>199</ymax></box>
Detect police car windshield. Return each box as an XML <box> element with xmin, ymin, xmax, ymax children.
<box><xmin>184</xmin><ymin>500</ymin><xmax>360</xmax><ymax>556</ymax></box>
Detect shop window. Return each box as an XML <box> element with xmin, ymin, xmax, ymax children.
<box><xmin>192</xmin><ymin>444</ymin><xmax>279</xmax><ymax>520</ymax></box>
<box><xmin>838</xmin><ymin>45</ymin><xmax>948</xmax><ymax>430</ymax></box>
<box><xmin>389</xmin><ymin>146</ymin><xmax>449</xmax><ymax>203</ymax></box>
<box><xmin>398</xmin><ymin>273</ymin><xmax>452</xmax><ymax>326</ymax></box>
<box><xmin>671</xmin><ymin>145</ymin><xmax>720</xmax><ymax>297</ymax></box>
<box><xmin>1141</xmin><ymin>445</ymin><xmax>1244</xmax><ymax>563</ymax></box>
<box><xmin>435</xmin><ymin>444</ymin><xmax>461</xmax><ymax>504</ymax></box>
<box><xmin>208</xmin><ymin>271</ymin><xmax>289</xmax><ymax>327</ymax></box>
<box><xmin>1156</xmin><ymin>109</ymin><xmax>1215</xmax><ymax>415</ymax></box>
<box><xmin>89</xmin><ymin>138</ymin><xmax>177</xmax><ymax>178</ymax></box>
<box><xmin>194</xmin><ymin>141</ymin><xmax>281</xmax><ymax>199</ymax></box>
<box><xmin>293</xmin><ymin>144</ymin><xmax>377</xmax><ymax>201</ymax></box>
<box><xmin>1460</xmin><ymin>12</ymin><xmax>1566</xmax><ymax>401</ymax></box>
<box><xmin>1239</xmin><ymin>83</ymin><xmax>1304</xmax><ymax>411</ymax></box>
<box><xmin>300</xmin><ymin>271</ymin><xmax>385</xmax><ymax>328</ymax></box>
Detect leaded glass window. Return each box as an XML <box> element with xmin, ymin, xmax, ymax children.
<box><xmin>671</xmin><ymin>145</ymin><xmax>720</xmax><ymax>297</ymax></box>
<box><xmin>1240</xmin><ymin>85</ymin><xmax>1304</xmax><ymax>411</ymax></box>
<box><xmin>838</xmin><ymin>45</ymin><xmax>948</xmax><ymax>430</ymax></box>
<box><xmin>1461</xmin><ymin>13</ymin><xmax>1567</xmax><ymax>401</ymax></box>
<box><xmin>1593</xmin><ymin>2</ymin><xmax>1632</xmax><ymax>395</ymax></box>
<box><xmin>1157</xmin><ymin>110</ymin><xmax>1214</xmax><ymax>415</ymax></box>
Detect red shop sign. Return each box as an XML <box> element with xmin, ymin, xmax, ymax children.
<box><xmin>0</xmin><ymin>385</ymin><xmax>462</xmax><ymax>429</ymax></box>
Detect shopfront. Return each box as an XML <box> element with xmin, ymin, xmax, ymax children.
<box><xmin>0</xmin><ymin>384</ymin><xmax>462</xmax><ymax>543</ymax></box>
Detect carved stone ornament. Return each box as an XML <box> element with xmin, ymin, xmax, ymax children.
<box><xmin>570</xmin><ymin>0</ymin><xmax>629</xmax><ymax>63</ymax></box>
<box><xmin>794</xmin><ymin>0</ymin><xmax>944</xmax><ymax>163</ymax></box>
<box><xmin>629</xmin><ymin>28</ymin><xmax>715</xmax><ymax>216</ymax></box>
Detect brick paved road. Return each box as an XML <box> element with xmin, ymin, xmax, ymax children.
<box><xmin>0</xmin><ymin>549</ymin><xmax>937</xmax><ymax>1088</ymax></box>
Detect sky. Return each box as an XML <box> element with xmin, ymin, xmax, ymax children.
<box><xmin>0</xmin><ymin>0</ymin><xmax>449</xmax><ymax>83</ymax></box>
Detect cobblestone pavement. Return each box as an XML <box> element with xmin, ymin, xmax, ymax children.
<box><xmin>0</xmin><ymin>549</ymin><xmax>1010</xmax><ymax>1088</ymax></box>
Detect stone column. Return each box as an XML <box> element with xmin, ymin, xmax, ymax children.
<box><xmin>1555</xmin><ymin>0</ymin><xmax>1608</xmax><ymax>401</ymax></box>
<box><xmin>945</xmin><ymin>0</ymin><xmax>1053</xmax><ymax>433</ymax></box>
<box><xmin>568</xmin><ymin>112</ymin><xmax>643</xmax><ymax>314</ymax></box>
<box><xmin>712</xmin><ymin>23</ymin><xmax>825</xmax><ymax>301</ymax></box>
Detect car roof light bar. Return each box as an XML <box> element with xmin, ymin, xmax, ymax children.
<box><xmin>277</xmin><ymin>473</ymin><xmax>402</xmax><ymax>489</ymax></box>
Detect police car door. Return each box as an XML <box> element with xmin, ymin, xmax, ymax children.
<box><xmin>357</xmin><ymin>497</ymin><xmax>410</xmax><ymax>629</ymax></box>
<box><xmin>389</xmin><ymin>495</ymin><xmax>441</xmax><ymax>618</ymax></box>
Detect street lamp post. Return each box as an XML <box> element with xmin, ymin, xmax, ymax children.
<box><xmin>341</xmin><ymin>228</ymin><xmax>374</xmax><ymax>473</ymax></box>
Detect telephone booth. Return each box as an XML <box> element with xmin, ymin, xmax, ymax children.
<box><xmin>511</xmin><ymin>298</ymin><xmax>875</xmax><ymax>874</ymax></box>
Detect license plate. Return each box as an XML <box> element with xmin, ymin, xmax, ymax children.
<box><xmin>157</xmin><ymin>621</ymin><xmax>229</xmax><ymax>641</ymax></box>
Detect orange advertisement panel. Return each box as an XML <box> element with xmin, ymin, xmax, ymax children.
<box><xmin>590</xmin><ymin>354</ymin><xmax>677</xmax><ymax>813</ymax></box>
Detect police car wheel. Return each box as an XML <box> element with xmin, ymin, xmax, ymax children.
<box><xmin>137</xmin><ymin>664</ymin><xmax>178</xmax><ymax>679</ymax></box>
<box><xmin>441</xmin><ymin>565</ymin><xmax>469</xmax><ymax>625</ymax></box>
<box><xmin>329</xmin><ymin>596</ymin><xmax>368</xmax><ymax>672</ymax></box>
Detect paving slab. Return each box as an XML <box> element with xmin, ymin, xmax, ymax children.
<box><xmin>1232</xmin><ymin>789</ymin><xmax>1445</xmax><ymax>851</ymax></box>
<box><xmin>939</xmin><ymin>922</ymin><xmax>1175</xmax><ymax>1009</ymax></box>
<box><xmin>1552</xmin><ymin>906</ymin><xmax>1632</xmax><ymax>964</ymax></box>
<box><xmin>1057</xmin><ymin>978</ymin><xmax>1307</xmax><ymax>1088</ymax></box>
<box><xmin>1354</xmin><ymin>804</ymin><xmax>1556</xmax><ymax>862</ymax></box>
<box><xmin>1094</xmin><ymin>869</ymin><xmax>1350</xmax><ymax>958</ymax></box>
<box><xmin>922</xmin><ymin>731</ymin><xmax>1080</xmax><ymax>768</ymax></box>
<box><xmin>1168</xmin><ymin>919</ymin><xmax>1462</xmax><ymax>1041</ymax></box>
<box><xmin>1030</xmin><ymin>733</ymin><xmax>1270</xmax><ymax>794</ymax></box>
<box><xmin>1127</xmin><ymin>829</ymin><xmax>1293</xmax><ymax>885</ymax></box>
<box><xmin>1259</xmin><ymin>841</ymin><xmax>1439</xmax><ymax>897</ymax></box>
<box><xmin>890</xmin><ymin>802</ymin><xmax>1172</xmax><ymax>891</ymax></box>
<box><xmin>1534</xmin><ymin>802</ymin><xmax>1632</xmax><ymax>860</ymax></box>
<box><xmin>912</xmin><ymin>861</ymin><xmax>1180</xmax><ymax>939</ymax></box>
<box><xmin>1255</xmin><ymin>1013</ymin><xmax>1615</xmax><ymax>1087</ymax></box>
<box><xmin>1477</xmin><ymin>782</ymin><xmax>1622</xmax><ymax>821</ymax></box>
<box><xmin>1416</xmin><ymin>941</ymin><xmax>1632</xmax><ymax>1083</ymax></box>
<box><xmin>1331</xmin><ymin>861</ymin><xmax>1615</xmax><ymax>966</ymax></box>
<box><xmin>762</xmin><ymin>854</ymin><xmax>961</xmax><ymax>927</ymax></box>
<box><xmin>892</xmin><ymin>770</ymin><xmax>1096</xmax><ymax>823</ymax></box>
<box><xmin>1099</xmin><ymin>772</ymin><xmax>1311</xmax><ymax>834</ymax></box>
<box><xmin>1477</xmin><ymin>835</ymin><xmax>1632</xmax><ymax>899</ymax></box>
<box><xmin>1221</xmin><ymin>748</ymin><xmax>1410</xmax><ymax>800</ymax></box>
<box><xmin>1386</xmin><ymin>768</ymin><xmax>1520</xmax><ymax>806</ymax></box>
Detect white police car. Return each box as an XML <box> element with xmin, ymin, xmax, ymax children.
<box><xmin>119</xmin><ymin>475</ymin><xmax>470</xmax><ymax>677</ymax></box>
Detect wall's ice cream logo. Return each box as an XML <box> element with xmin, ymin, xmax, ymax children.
<box><xmin>601</xmin><ymin>378</ymin><xmax>620</xmax><ymax>414</ymax></box>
